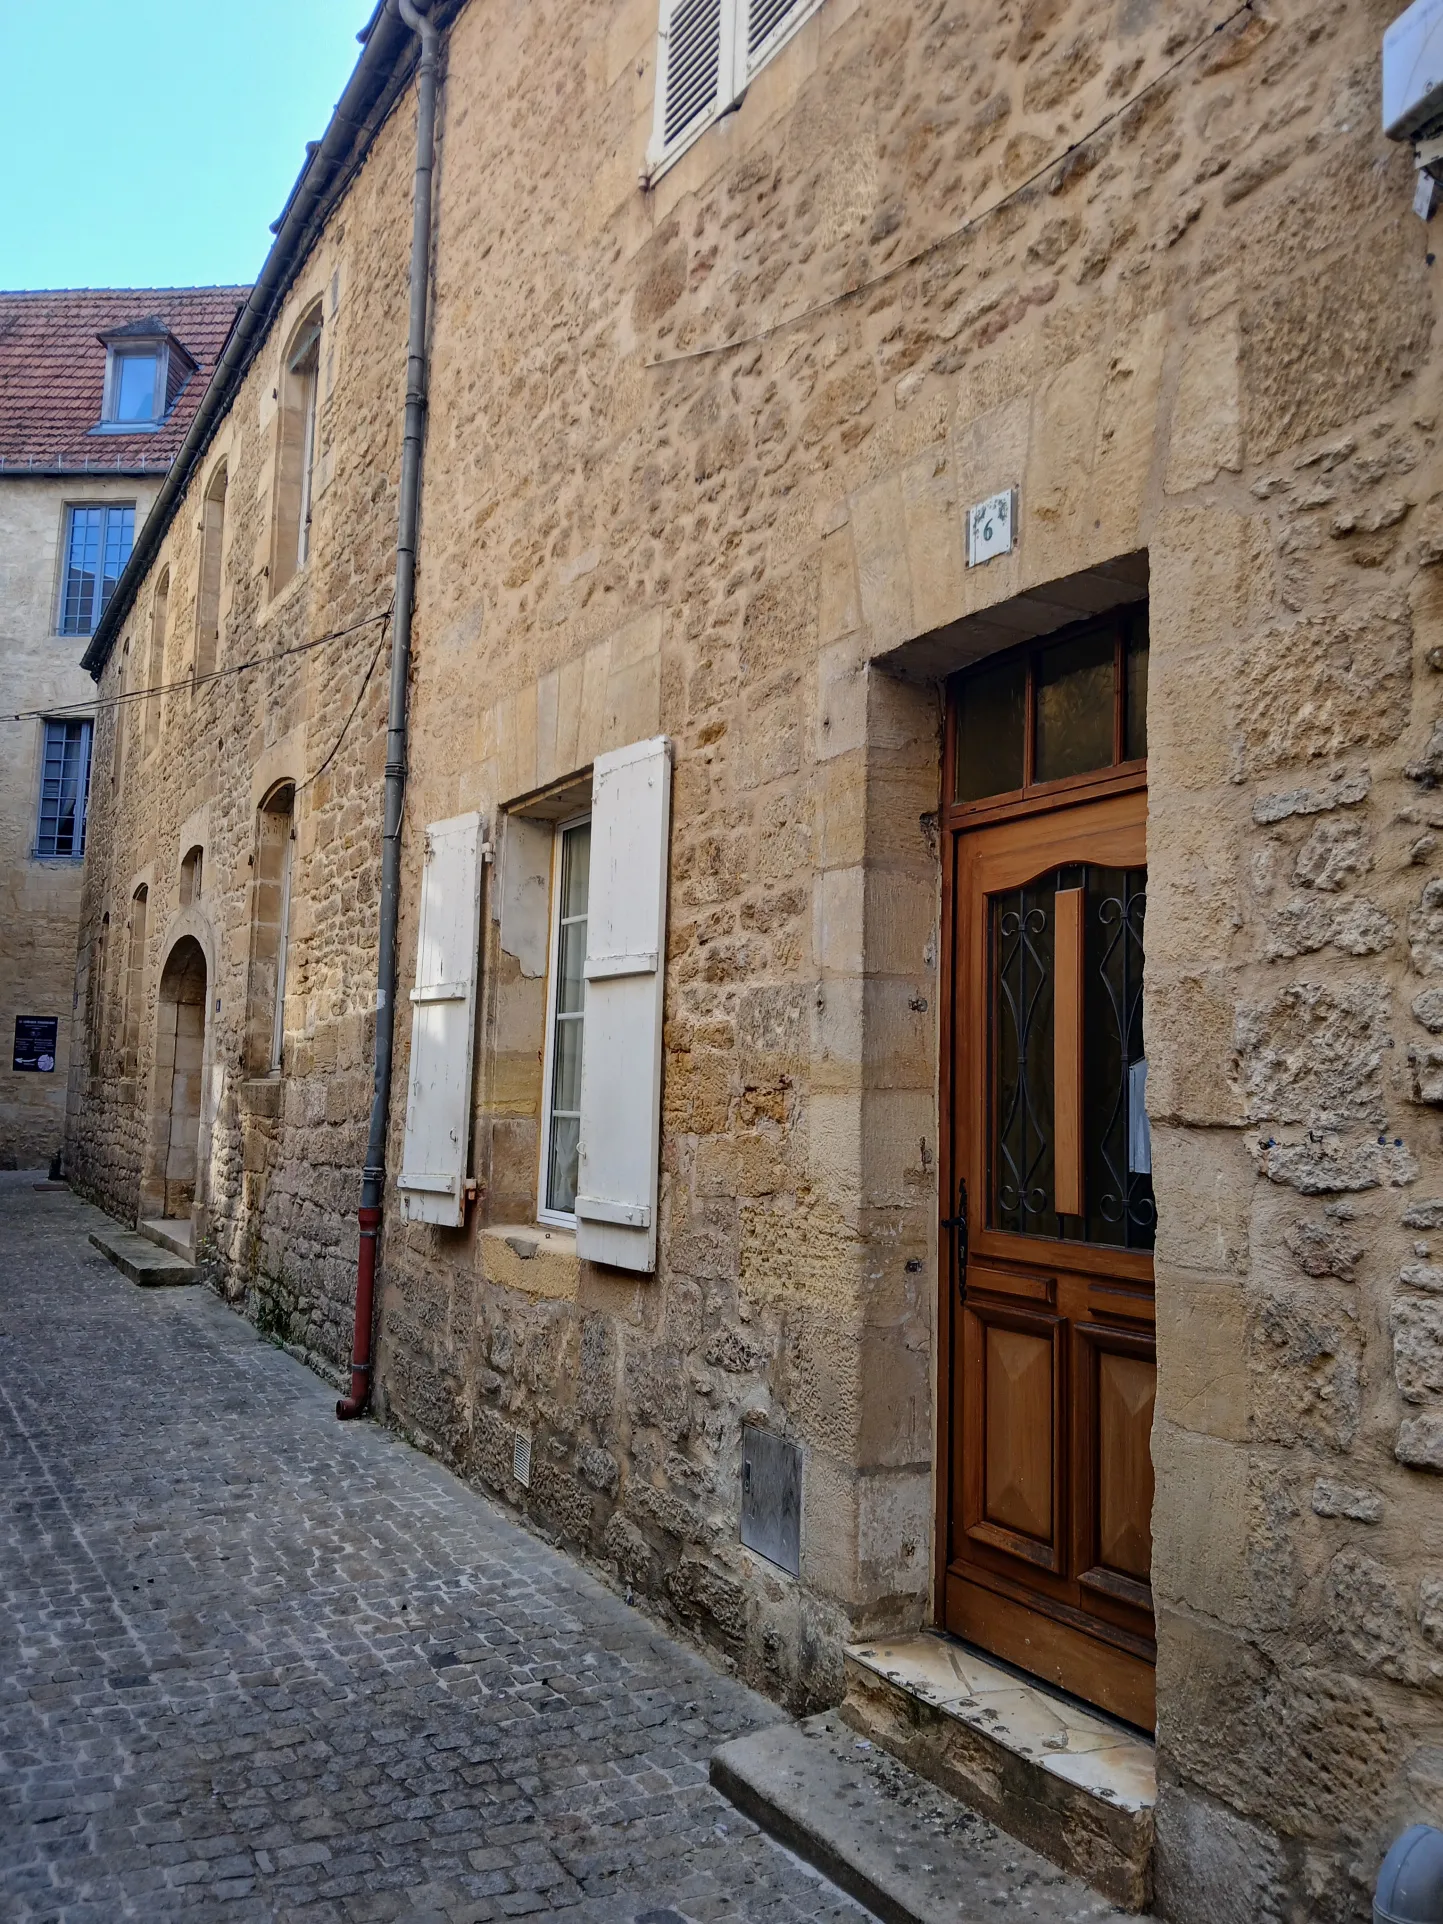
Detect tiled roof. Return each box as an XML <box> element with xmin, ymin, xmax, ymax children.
<box><xmin>0</xmin><ymin>286</ymin><xmax>250</xmax><ymax>475</ymax></box>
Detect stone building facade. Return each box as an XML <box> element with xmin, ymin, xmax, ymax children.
<box><xmin>0</xmin><ymin>288</ymin><xmax>244</xmax><ymax>1168</ymax></box>
<box><xmin>68</xmin><ymin>0</ymin><xmax>1443</xmax><ymax>1909</ymax></box>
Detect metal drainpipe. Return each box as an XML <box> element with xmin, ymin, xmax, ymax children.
<box><xmin>338</xmin><ymin>0</ymin><xmax>439</xmax><ymax>1420</ymax></box>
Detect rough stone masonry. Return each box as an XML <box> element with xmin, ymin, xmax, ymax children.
<box><xmin>66</xmin><ymin>0</ymin><xmax>1443</xmax><ymax>1912</ymax></box>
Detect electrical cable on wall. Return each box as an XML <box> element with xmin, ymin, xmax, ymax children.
<box><xmin>5</xmin><ymin>604</ymin><xmax>393</xmax><ymax>724</ymax></box>
<box><xmin>643</xmin><ymin>0</ymin><xmax>1257</xmax><ymax>371</ymax></box>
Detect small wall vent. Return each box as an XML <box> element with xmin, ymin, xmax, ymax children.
<box><xmin>512</xmin><ymin>1432</ymin><xmax>532</xmax><ymax>1488</ymax></box>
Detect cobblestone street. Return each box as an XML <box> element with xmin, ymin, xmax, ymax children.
<box><xmin>0</xmin><ymin>1178</ymin><xmax>863</xmax><ymax>1924</ymax></box>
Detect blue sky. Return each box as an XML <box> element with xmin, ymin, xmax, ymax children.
<box><xmin>0</xmin><ymin>1</ymin><xmax>373</xmax><ymax>291</ymax></box>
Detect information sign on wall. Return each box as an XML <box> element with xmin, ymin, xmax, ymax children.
<box><xmin>13</xmin><ymin>1017</ymin><xmax>58</xmax><ymax>1073</ymax></box>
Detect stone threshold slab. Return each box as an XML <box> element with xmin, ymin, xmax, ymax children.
<box><xmin>843</xmin><ymin>1634</ymin><xmax>1154</xmax><ymax>1911</ymax></box>
<box><xmin>138</xmin><ymin>1216</ymin><xmax>195</xmax><ymax>1261</ymax></box>
<box><xmin>89</xmin><ymin>1223</ymin><xmax>196</xmax><ymax>1287</ymax></box>
<box><xmin>711</xmin><ymin>1710</ymin><xmax>1128</xmax><ymax>1924</ymax></box>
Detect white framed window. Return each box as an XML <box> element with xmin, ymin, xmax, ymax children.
<box><xmin>538</xmin><ymin>814</ymin><xmax>591</xmax><ymax>1225</ymax></box>
<box><xmin>34</xmin><ymin>717</ymin><xmax>93</xmax><ymax>859</ymax></box>
<box><xmin>646</xmin><ymin>0</ymin><xmax>824</xmax><ymax>181</ymax></box>
<box><xmin>58</xmin><ymin>503</ymin><xmax>135</xmax><ymax>636</ymax></box>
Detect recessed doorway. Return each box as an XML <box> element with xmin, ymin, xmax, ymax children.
<box><xmin>151</xmin><ymin>936</ymin><xmax>208</xmax><ymax>1226</ymax></box>
<box><xmin>939</xmin><ymin>601</ymin><xmax>1156</xmax><ymax>1731</ymax></box>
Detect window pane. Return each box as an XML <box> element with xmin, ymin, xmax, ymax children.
<box><xmin>61</xmin><ymin>507</ymin><xmax>102</xmax><ymax>636</ymax></box>
<box><xmin>954</xmin><ymin>655</ymin><xmax>1026</xmax><ymax>802</ymax></box>
<box><xmin>1125</xmin><ymin>621</ymin><xmax>1149</xmax><ymax>762</ymax></box>
<box><xmin>560</xmin><ymin>820</ymin><xmax>591</xmax><ymax>919</ymax></box>
<box><xmin>115</xmin><ymin>354</ymin><xmax>158</xmax><ymax>421</ymax></box>
<box><xmin>100</xmin><ymin>507</ymin><xmax>135</xmax><ymax>616</ymax></box>
<box><xmin>552</xmin><ymin>1014</ymin><xmax>583</xmax><ymax>1114</ymax></box>
<box><xmin>545</xmin><ymin>817</ymin><xmax>591</xmax><ymax>1217</ymax></box>
<box><xmin>1036</xmin><ymin>632</ymin><xmax>1115</xmax><ymax>784</ymax></box>
<box><xmin>547</xmin><ymin>1116</ymin><xmax>580</xmax><ymax>1216</ymax></box>
<box><xmin>36</xmin><ymin>719</ymin><xmax>92</xmax><ymax>858</ymax></box>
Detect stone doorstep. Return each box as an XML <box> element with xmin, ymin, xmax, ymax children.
<box><xmin>88</xmin><ymin>1223</ymin><xmax>196</xmax><ymax>1288</ymax></box>
<box><xmin>711</xmin><ymin>1711</ymin><xmax>1129</xmax><ymax>1924</ymax></box>
<box><xmin>841</xmin><ymin>1635</ymin><xmax>1155</xmax><ymax>1912</ymax></box>
<box><xmin>137</xmin><ymin>1216</ymin><xmax>195</xmax><ymax>1261</ymax></box>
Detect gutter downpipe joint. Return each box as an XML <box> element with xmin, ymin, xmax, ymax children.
<box><xmin>338</xmin><ymin>0</ymin><xmax>439</xmax><ymax>1420</ymax></box>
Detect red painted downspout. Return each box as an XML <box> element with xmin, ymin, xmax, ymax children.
<box><xmin>338</xmin><ymin>0</ymin><xmax>439</xmax><ymax>1419</ymax></box>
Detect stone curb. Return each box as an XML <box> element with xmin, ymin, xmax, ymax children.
<box><xmin>710</xmin><ymin>1711</ymin><xmax>1128</xmax><ymax>1924</ymax></box>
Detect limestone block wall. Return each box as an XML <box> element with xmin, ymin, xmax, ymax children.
<box><xmin>65</xmin><ymin>98</ymin><xmax>419</xmax><ymax>1354</ymax></box>
<box><xmin>66</xmin><ymin>0</ymin><xmax>1443</xmax><ymax>1907</ymax></box>
<box><xmin>375</xmin><ymin>0</ymin><xmax>1443</xmax><ymax>1907</ymax></box>
<box><xmin>0</xmin><ymin>475</ymin><xmax>152</xmax><ymax>1168</ymax></box>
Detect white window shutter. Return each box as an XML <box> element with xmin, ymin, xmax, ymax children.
<box><xmin>647</xmin><ymin>0</ymin><xmax>734</xmax><ymax>177</ymax></box>
<box><xmin>575</xmin><ymin>737</ymin><xmax>672</xmax><ymax>1272</ymax></box>
<box><xmin>397</xmin><ymin>811</ymin><xmax>484</xmax><ymax>1227</ymax></box>
<box><xmin>737</xmin><ymin>0</ymin><xmax>820</xmax><ymax>85</ymax></box>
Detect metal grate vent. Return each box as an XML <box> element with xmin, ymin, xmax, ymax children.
<box><xmin>663</xmin><ymin>0</ymin><xmax>722</xmax><ymax>146</ymax></box>
<box><xmin>512</xmin><ymin>1432</ymin><xmax>532</xmax><ymax>1488</ymax></box>
<box><xmin>740</xmin><ymin>1423</ymin><xmax>801</xmax><ymax>1576</ymax></box>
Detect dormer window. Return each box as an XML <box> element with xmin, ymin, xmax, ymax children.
<box><xmin>112</xmin><ymin>350</ymin><xmax>161</xmax><ymax>423</ymax></box>
<box><xmin>94</xmin><ymin>318</ymin><xmax>197</xmax><ymax>433</ymax></box>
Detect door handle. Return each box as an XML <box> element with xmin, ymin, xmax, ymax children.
<box><xmin>941</xmin><ymin>1177</ymin><xmax>968</xmax><ymax>1301</ymax></box>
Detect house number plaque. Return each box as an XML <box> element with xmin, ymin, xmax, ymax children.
<box><xmin>966</xmin><ymin>486</ymin><xmax>1017</xmax><ymax>567</ymax></box>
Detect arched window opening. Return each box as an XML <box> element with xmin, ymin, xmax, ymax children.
<box><xmin>270</xmin><ymin>307</ymin><xmax>321</xmax><ymax>594</ymax></box>
<box><xmin>90</xmin><ymin>912</ymin><xmax>110</xmax><ymax>1075</ymax></box>
<box><xmin>245</xmin><ymin>783</ymin><xmax>295</xmax><ymax>1074</ymax></box>
<box><xmin>145</xmin><ymin>569</ymin><xmax>169</xmax><ymax>756</ymax></box>
<box><xmin>196</xmin><ymin>464</ymin><xmax>227</xmax><ymax>680</ymax></box>
<box><xmin>179</xmin><ymin>845</ymin><xmax>204</xmax><ymax>907</ymax></box>
<box><xmin>123</xmin><ymin>886</ymin><xmax>148</xmax><ymax>1077</ymax></box>
<box><xmin>111</xmin><ymin>639</ymin><xmax>130</xmax><ymax>791</ymax></box>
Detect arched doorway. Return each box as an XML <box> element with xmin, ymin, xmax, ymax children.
<box><xmin>154</xmin><ymin>937</ymin><xmax>207</xmax><ymax>1222</ymax></box>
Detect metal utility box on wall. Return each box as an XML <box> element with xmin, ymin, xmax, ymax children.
<box><xmin>1384</xmin><ymin>0</ymin><xmax>1443</xmax><ymax>141</ymax></box>
<box><xmin>740</xmin><ymin>1423</ymin><xmax>801</xmax><ymax>1576</ymax></box>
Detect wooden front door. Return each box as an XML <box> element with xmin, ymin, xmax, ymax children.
<box><xmin>940</xmin><ymin>606</ymin><xmax>1156</xmax><ymax>1730</ymax></box>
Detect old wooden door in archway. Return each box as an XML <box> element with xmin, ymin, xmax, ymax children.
<box><xmin>940</xmin><ymin>604</ymin><xmax>1156</xmax><ymax>1730</ymax></box>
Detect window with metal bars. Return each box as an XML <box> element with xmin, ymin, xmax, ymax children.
<box><xmin>647</xmin><ymin>0</ymin><xmax>824</xmax><ymax>180</ymax></box>
<box><xmin>34</xmin><ymin>719</ymin><xmax>93</xmax><ymax>859</ymax></box>
<box><xmin>58</xmin><ymin>504</ymin><xmax>134</xmax><ymax>637</ymax></box>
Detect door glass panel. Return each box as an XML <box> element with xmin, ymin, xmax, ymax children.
<box><xmin>954</xmin><ymin>654</ymin><xmax>1026</xmax><ymax>802</ymax></box>
<box><xmin>1125</xmin><ymin>624</ymin><xmax>1149</xmax><ymax>762</ymax></box>
<box><xmin>989</xmin><ymin>862</ymin><xmax>1154</xmax><ymax>1250</ymax></box>
<box><xmin>993</xmin><ymin>874</ymin><xmax>1057</xmax><ymax>1235</ymax></box>
<box><xmin>1035</xmin><ymin>633</ymin><xmax>1114</xmax><ymax>784</ymax></box>
<box><xmin>1083</xmin><ymin>865</ymin><xmax>1154</xmax><ymax>1249</ymax></box>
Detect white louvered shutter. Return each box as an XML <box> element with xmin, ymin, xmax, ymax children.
<box><xmin>574</xmin><ymin>738</ymin><xmax>672</xmax><ymax>1273</ymax></box>
<box><xmin>648</xmin><ymin>0</ymin><xmax>735</xmax><ymax>176</ymax></box>
<box><xmin>737</xmin><ymin>0</ymin><xmax>820</xmax><ymax>86</ymax></box>
<box><xmin>397</xmin><ymin>811</ymin><xmax>485</xmax><ymax>1227</ymax></box>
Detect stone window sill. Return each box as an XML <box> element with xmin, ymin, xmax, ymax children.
<box><xmin>481</xmin><ymin>1222</ymin><xmax>579</xmax><ymax>1300</ymax></box>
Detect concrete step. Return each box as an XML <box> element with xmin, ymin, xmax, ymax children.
<box><xmin>711</xmin><ymin>1710</ymin><xmax>1128</xmax><ymax>1924</ymax></box>
<box><xmin>89</xmin><ymin>1223</ymin><xmax>196</xmax><ymax>1287</ymax></box>
<box><xmin>840</xmin><ymin>1635</ymin><xmax>1154</xmax><ymax>1911</ymax></box>
<box><xmin>137</xmin><ymin>1217</ymin><xmax>194</xmax><ymax>1261</ymax></box>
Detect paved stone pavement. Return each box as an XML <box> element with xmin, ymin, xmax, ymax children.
<box><xmin>0</xmin><ymin>1177</ymin><xmax>868</xmax><ymax>1924</ymax></box>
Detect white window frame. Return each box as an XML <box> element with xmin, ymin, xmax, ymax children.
<box><xmin>98</xmin><ymin>343</ymin><xmax>168</xmax><ymax>430</ymax></box>
<box><xmin>537</xmin><ymin>811</ymin><xmax>591</xmax><ymax>1228</ymax></box>
<box><xmin>645</xmin><ymin>0</ymin><xmax>825</xmax><ymax>183</ymax></box>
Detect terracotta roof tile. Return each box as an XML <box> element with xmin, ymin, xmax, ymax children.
<box><xmin>0</xmin><ymin>286</ymin><xmax>250</xmax><ymax>474</ymax></box>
